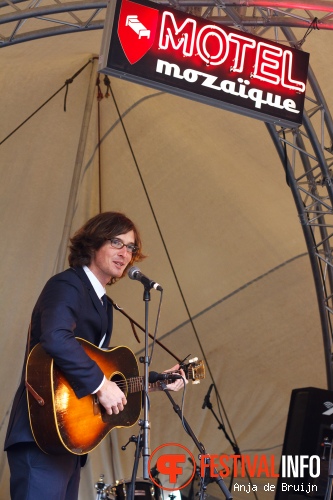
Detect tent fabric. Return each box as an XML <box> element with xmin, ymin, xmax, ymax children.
<box><xmin>0</xmin><ymin>27</ymin><xmax>331</xmax><ymax>500</ymax></box>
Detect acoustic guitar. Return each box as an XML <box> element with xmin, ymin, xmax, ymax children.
<box><xmin>26</xmin><ymin>338</ymin><xmax>205</xmax><ymax>455</ymax></box>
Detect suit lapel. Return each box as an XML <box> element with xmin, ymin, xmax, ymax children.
<box><xmin>73</xmin><ymin>267</ymin><xmax>109</xmax><ymax>342</ymax></box>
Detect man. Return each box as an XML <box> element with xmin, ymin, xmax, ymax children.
<box><xmin>5</xmin><ymin>211</ymin><xmax>184</xmax><ymax>500</ymax></box>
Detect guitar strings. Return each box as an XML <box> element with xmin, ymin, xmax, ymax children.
<box><xmin>113</xmin><ymin>377</ymin><xmax>144</xmax><ymax>393</ymax></box>
<box><xmin>111</xmin><ymin>373</ymin><xmax>183</xmax><ymax>393</ymax></box>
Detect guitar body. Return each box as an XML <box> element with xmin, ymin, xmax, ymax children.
<box><xmin>26</xmin><ymin>339</ymin><xmax>142</xmax><ymax>455</ymax></box>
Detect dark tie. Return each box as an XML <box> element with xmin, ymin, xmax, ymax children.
<box><xmin>101</xmin><ymin>294</ymin><xmax>108</xmax><ymax>310</ymax></box>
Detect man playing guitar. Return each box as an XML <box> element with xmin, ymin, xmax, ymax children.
<box><xmin>5</xmin><ymin>211</ymin><xmax>185</xmax><ymax>500</ymax></box>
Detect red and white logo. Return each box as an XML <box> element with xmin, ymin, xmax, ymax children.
<box><xmin>118</xmin><ymin>0</ymin><xmax>159</xmax><ymax>64</ymax></box>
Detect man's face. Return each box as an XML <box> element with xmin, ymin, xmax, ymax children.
<box><xmin>89</xmin><ymin>230</ymin><xmax>135</xmax><ymax>285</ymax></box>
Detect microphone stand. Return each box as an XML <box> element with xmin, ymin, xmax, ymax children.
<box><xmin>203</xmin><ymin>388</ymin><xmax>240</xmax><ymax>458</ymax></box>
<box><xmin>202</xmin><ymin>390</ymin><xmax>259</xmax><ymax>500</ymax></box>
<box><xmin>127</xmin><ymin>285</ymin><xmax>152</xmax><ymax>500</ymax></box>
<box><xmin>142</xmin><ymin>286</ymin><xmax>151</xmax><ymax>479</ymax></box>
<box><xmin>160</xmin><ymin>383</ymin><xmax>233</xmax><ymax>500</ymax></box>
<box><xmin>324</xmin><ymin>436</ymin><xmax>333</xmax><ymax>500</ymax></box>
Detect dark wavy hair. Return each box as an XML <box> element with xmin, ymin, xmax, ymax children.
<box><xmin>68</xmin><ymin>212</ymin><xmax>145</xmax><ymax>284</ymax></box>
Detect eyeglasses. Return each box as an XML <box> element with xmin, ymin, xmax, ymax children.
<box><xmin>109</xmin><ymin>238</ymin><xmax>138</xmax><ymax>254</ymax></box>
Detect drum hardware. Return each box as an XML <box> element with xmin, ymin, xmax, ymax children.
<box><xmin>95</xmin><ymin>475</ymin><xmax>162</xmax><ymax>500</ymax></box>
<box><xmin>95</xmin><ymin>474</ymin><xmax>113</xmax><ymax>500</ymax></box>
<box><xmin>112</xmin><ymin>478</ymin><xmax>159</xmax><ymax>499</ymax></box>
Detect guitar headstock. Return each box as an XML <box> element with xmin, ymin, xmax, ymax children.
<box><xmin>180</xmin><ymin>357</ymin><xmax>205</xmax><ymax>384</ymax></box>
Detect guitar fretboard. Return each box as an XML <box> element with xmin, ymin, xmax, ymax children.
<box><xmin>116</xmin><ymin>376</ymin><xmax>160</xmax><ymax>393</ymax></box>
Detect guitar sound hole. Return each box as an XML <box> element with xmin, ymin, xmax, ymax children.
<box><xmin>111</xmin><ymin>373</ymin><xmax>127</xmax><ymax>397</ymax></box>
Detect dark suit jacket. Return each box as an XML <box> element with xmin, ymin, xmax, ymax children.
<box><xmin>5</xmin><ymin>266</ymin><xmax>113</xmax><ymax>451</ymax></box>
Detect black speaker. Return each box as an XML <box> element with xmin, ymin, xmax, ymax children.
<box><xmin>275</xmin><ymin>387</ymin><xmax>333</xmax><ymax>500</ymax></box>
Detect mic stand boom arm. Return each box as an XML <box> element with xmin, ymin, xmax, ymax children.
<box><xmin>160</xmin><ymin>382</ymin><xmax>233</xmax><ymax>500</ymax></box>
<box><xmin>110</xmin><ymin>299</ymin><xmax>182</xmax><ymax>363</ymax></box>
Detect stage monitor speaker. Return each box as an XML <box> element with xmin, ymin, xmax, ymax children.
<box><xmin>275</xmin><ymin>387</ymin><xmax>333</xmax><ymax>500</ymax></box>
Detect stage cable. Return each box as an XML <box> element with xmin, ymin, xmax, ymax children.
<box><xmin>105</xmin><ymin>76</ymin><xmax>243</xmax><ymax>471</ymax></box>
<box><xmin>96</xmin><ymin>74</ymin><xmax>104</xmax><ymax>214</ymax></box>
<box><xmin>0</xmin><ymin>58</ymin><xmax>95</xmax><ymax>147</ymax></box>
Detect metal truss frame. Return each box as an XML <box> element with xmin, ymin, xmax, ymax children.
<box><xmin>267</xmin><ymin>26</ymin><xmax>333</xmax><ymax>390</ymax></box>
<box><xmin>1</xmin><ymin>0</ymin><xmax>333</xmax><ymax>386</ymax></box>
<box><xmin>1</xmin><ymin>0</ymin><xmax>333</xmax><ymax>48</ymax></box>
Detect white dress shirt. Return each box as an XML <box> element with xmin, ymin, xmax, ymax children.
<box><xmin>83</xmin><ymin>265</ymin><xmax>107</xmax><ymax>393</ymax></box>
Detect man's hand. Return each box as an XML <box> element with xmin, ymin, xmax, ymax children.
<box><xmin>165</xmin><ymin>364</ymin><xmax>187</xmax><ymax>391</ymax></box>
<box><xmin>96</xmin><ymin>378</ymin><xmax>127</xmax><ymax>415</ymax></box>
<box><xmin>149</xmin><ymin>364</ymin><xmax>188</xmax><ymax>392</ymax></box>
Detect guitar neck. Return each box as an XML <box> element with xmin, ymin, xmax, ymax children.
<box><xmin>126</xmin><ymin>376</ymin><xmax>160</xmax><ymax>393</ymax></box>
<box><xmin>123</xmin><ymin>357</ymin><xmax>205</xmax><ymax>394</ymax></box>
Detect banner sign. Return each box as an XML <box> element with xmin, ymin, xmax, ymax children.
<box><xmin>99</xmin><ymin>0</ymin><xmax>309</xmax><ymax>126</ymax></box>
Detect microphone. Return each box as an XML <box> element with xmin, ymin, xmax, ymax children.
<box><xmin>149</xmin><ymin>371</ymin><xmax>182</xmax><ymax>383</ymax></box>
<box><xmin>128</xmin><ymin>266</ymin><xmax>163</xmax><ymax>291</ymax></box>
<box><xmin>202</xmin><ymin>383</ymin><xmax>214</xmax><ymax>409</ymax></box>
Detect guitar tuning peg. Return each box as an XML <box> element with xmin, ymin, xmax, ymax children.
<box><xmin>189</xmin><ymin>356</ymin><xmax>198</xmax><ymax>363</ymax></box>
<box><xmin>192</xmin><ymin>380</ymin><xmax>200</xmax><ymax>385</ymax></box>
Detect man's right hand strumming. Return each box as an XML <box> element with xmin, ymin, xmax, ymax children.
<box><xmin>97</xmin><ymin>379</ymin><xmax>127</xmax><ymax>415</ymax></box>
